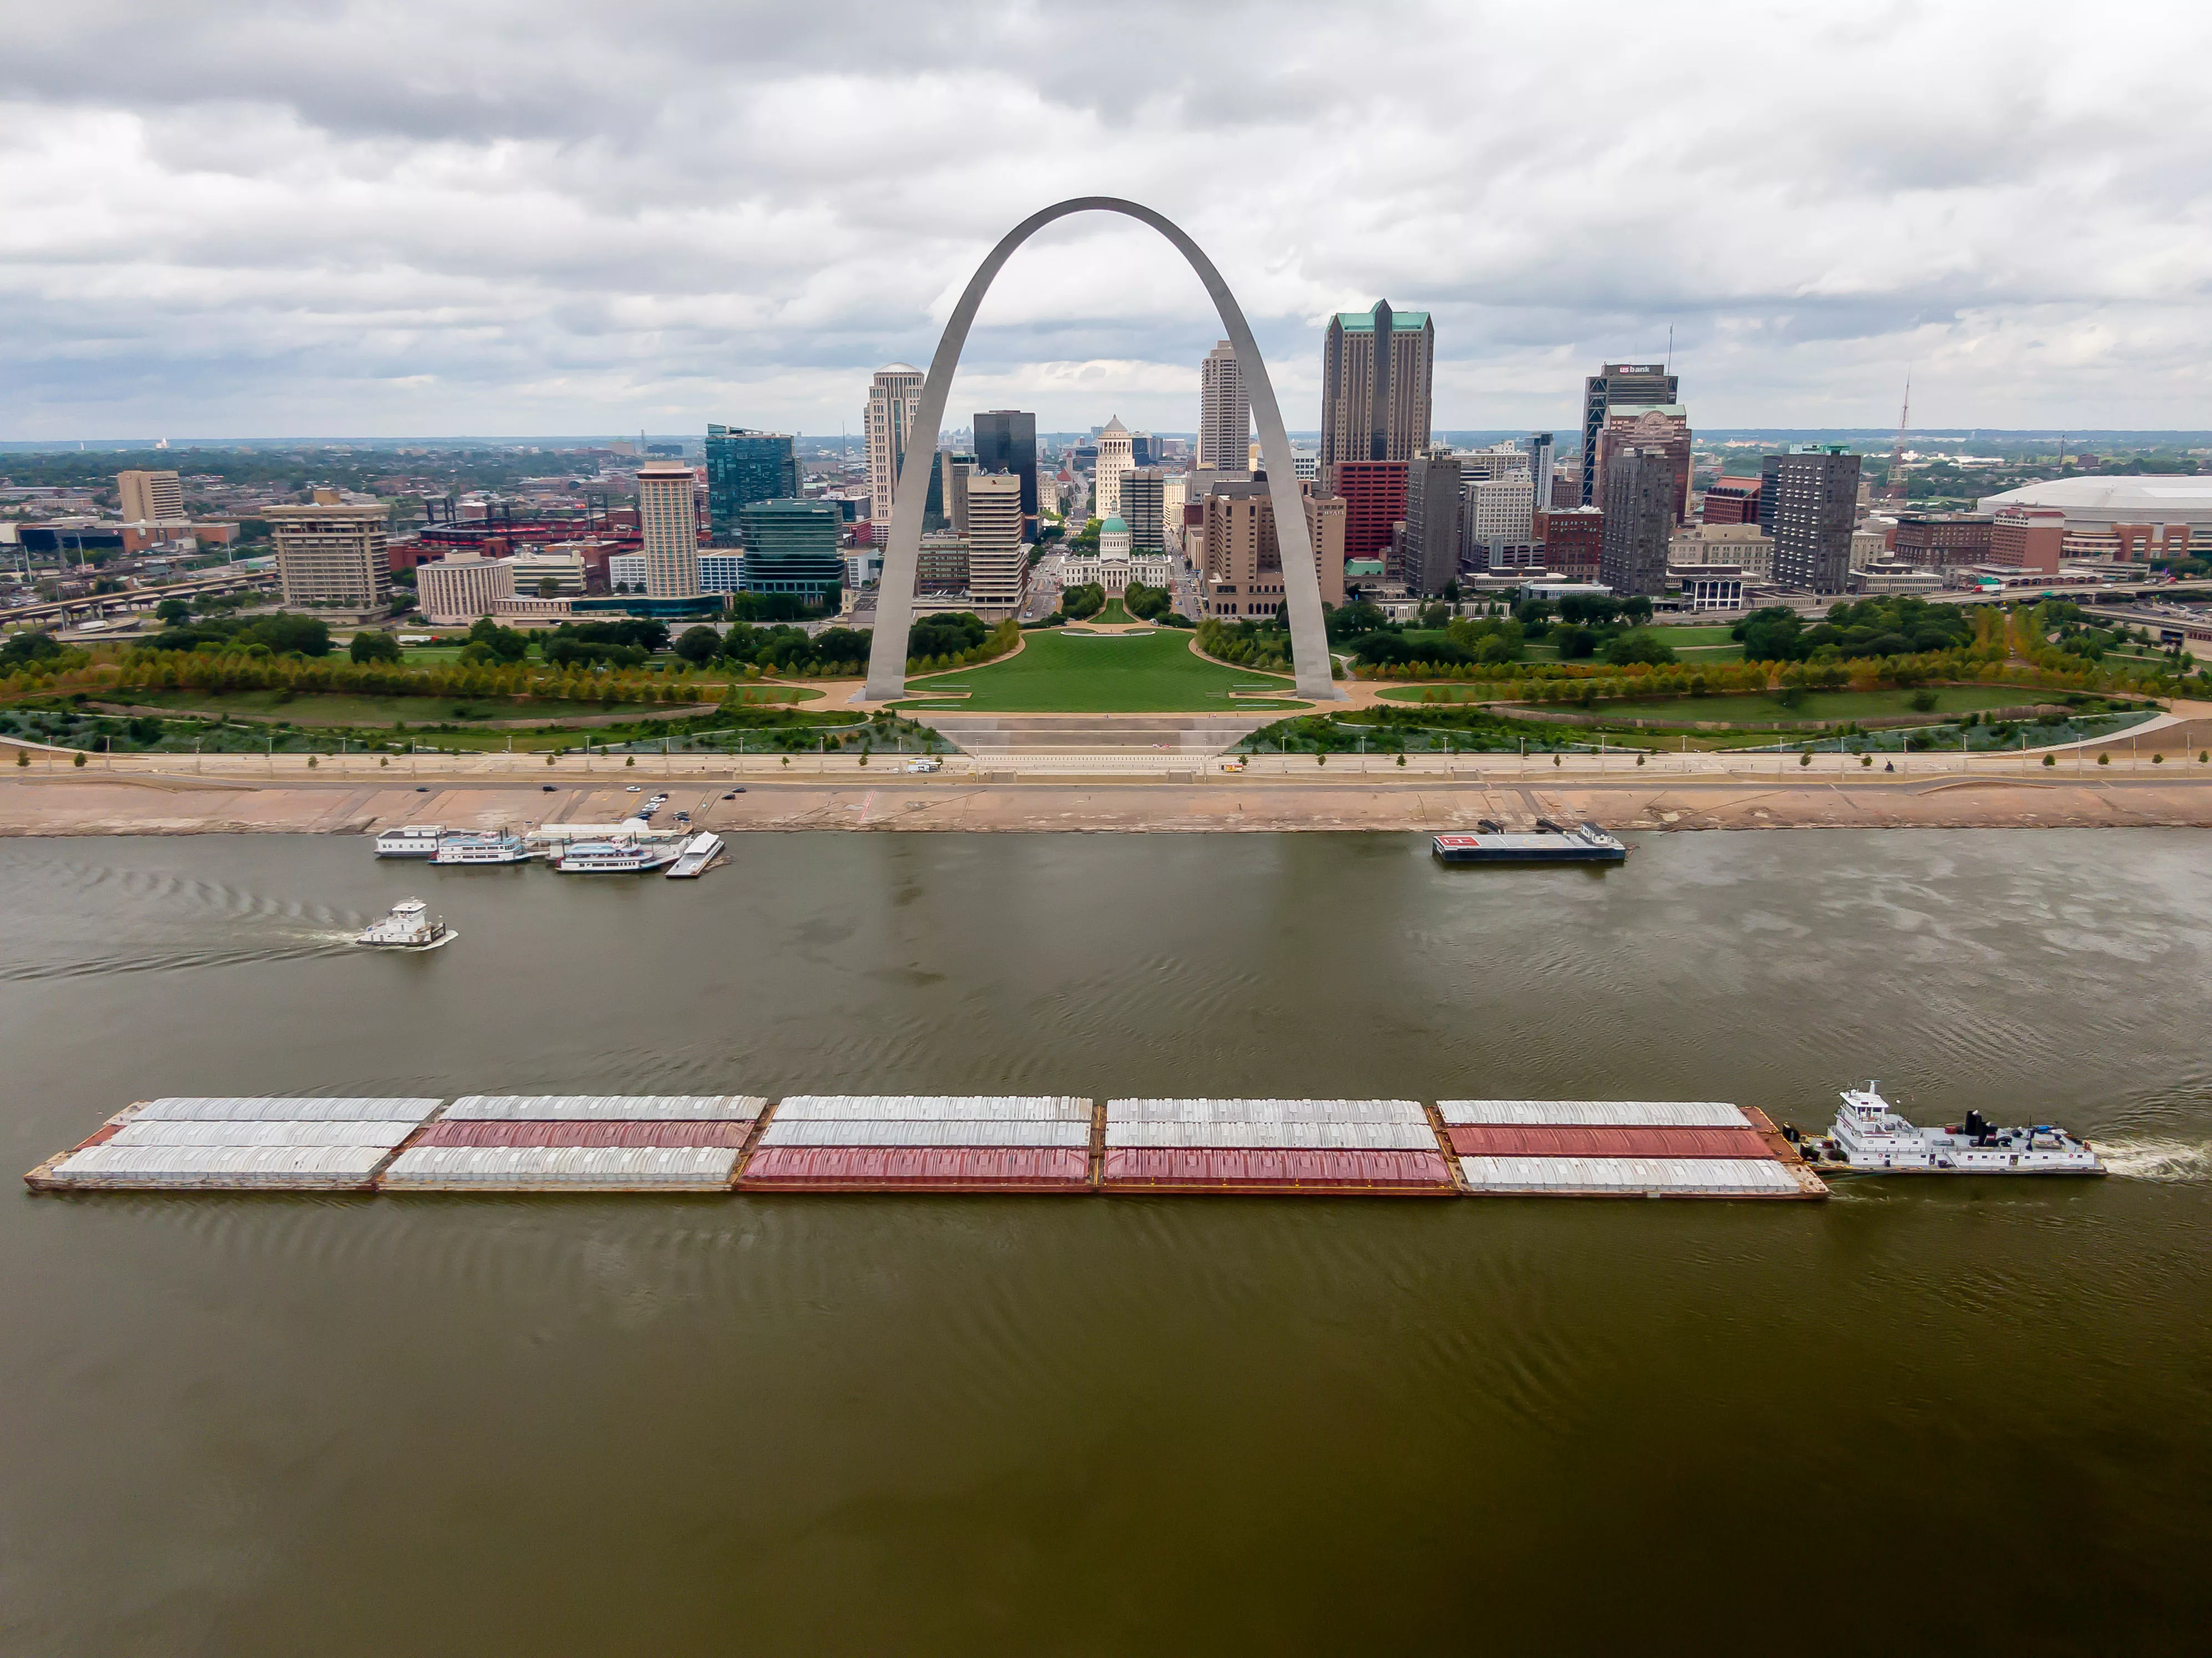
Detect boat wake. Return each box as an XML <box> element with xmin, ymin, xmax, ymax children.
<box><xmin>2095</xmin><ymin>1137</ymin><xmax>2212</xmax><ymax>1183</ymax></box>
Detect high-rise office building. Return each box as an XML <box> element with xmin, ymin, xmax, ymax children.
<box><xmin>1120</xmin><ymin>468</ymin><xmax>1167</xmax><ymax>555</ymax></box>
<box><xmin>1198</xmin><ymin>482</ymin><xmax>1347</xmax><ymax>617</ymax></box>
<box><xmin>973</xmin><ymin>410</ymin><xmax>1038</xmax><ymax>518</ymax></box>
<box><xmin>637</xmin><ymin>462</ymin><xmax>702</xmax><ymax>598</ymax></box>
<box><xmin>1760</xmin><ymin>446</ymin><xmax>1863</xmax><ymax>592</ymax></box>
<box><xmin>1594</xmin><ymin>404</ymin><xmax>1693</xmax><ymax>526</ymax></box>
<box><xmin>1402</xmin><ymin>453</ymin><xmax>1463</xmax><ymax>595</ymax></box>
<box><xmin>931</xmin><ymin>449</ymin><xmax>976</xmax><ymax>535</ymax></box>
<box><xmin>1093</xmin><ymin>416</ymin><xmax>1134</xmax><ymax>521</ymax></box>
<box><xmin>117</xmin><ymin>469</ymin><xmax>183</xmax><ymax>523</ymax></box>
<box><xmin>1524</xmin><ymin>434</ymin><xmax>1556</xmax><ymax>501</ymax></box>
<box><xmin>1197</xmin><ymin>341</ymin><xmax>1250</xmax><ymax>475</ymax></box>
<box><xmin>1332</xmin><ymin>460</ymin><xmax>1410</xmax><ymax>566</ymax></box>
<box><xmin>1130</xmin><ymin>431</ymin><xmax>1159</xmax><ymax>468</ymax></box>
<box><xmin>1579</xmin><ymin>362</ymin><xmax>1678</xmax><ymax>505</ymax></box>
<box><xmin>736</xmin><ymin>499</ymin><xmax>843</xmax><ymax>600</ymax></box>
<box><xmin>917</xmin><ymin>533</ymin><xmax>970</xmax><ymax>596</ymax></box>
<box><xmin>866</xmin><ymin>364</ymin><xmax>925</xmax><ymax>523</ymax></box>
<box><xmin>1320</xmin><ymin>301</ymin><xmax>1434</xmax><ymax>472</ymax></box>
<box><xmin>1599</xmin><ymin>447</ymin><xmax>1677</xmax><ymax>597</ymax></box>
<box><xmin>964</xmin><ymin>470</ymin><xmax>1030</xmax><ymax>620</ymax></box>
<box><xmin>268</xmin><ymin>502</ymin><xmax>391</xmax><ymax>610</ymax></box>
<box><xmin>704</xmin><ymin>426</ymin><xmax>798</xmax><ymax>544</ymax></box>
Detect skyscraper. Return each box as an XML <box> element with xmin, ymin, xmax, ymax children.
<box><xmin>965</xmin><ymin>470</ymin><xmax>1030</xmax><ymax>620</ymax></box>
<box><xmin>1579</xmin><ymin>363</ymin><xmax>1678</xmax><ymax>505</ymax></box>
<box><xmin>1320</xmin><ymin>301</ymin><xmax>1434</xmax><ymax>472</ymax></box>
<box><xmin>117</xmin><ymin>469</ymin><xmax>183</xmax><ymax>523</ymax></box>
<box><xmin>973</xmin><ymin>410</ymin><xmax>1038</xmax><ymax>518</ymax></box>
<box><xmin>1119</xmin><ymin>468</ymin><xmax>1166</xmax><ymax>555</ymax></box>
<box><xmin>637</xmin><ymin>462</ymin><xmax>702</xmax><ymax>598</ymax></box>
<box><xmin>1761</xmin><ymin>446</ymin><xmax>1863</xmax><ymax>592</ymax></box>
<box><xmin>1332</xmin><ymin>460</ymin><xmax>1409</xmax><ymax>567</ymax></box>
<box><xmin>704</xmin><ymin>426</ymin><xmax>798</xmax><ymax>544</ymax></box>
<box><xmin>1094</xmin><ymin>416</ymin><xmax>1134</xmax><ymax>521</ymax></box>
<box><xmin>1402</xmin><ymin>452</ymin><xmax>1463</xmax><ymax>595</ymax></box>
<box><xmin>866</xmin><ymin>365</ymin><xmax>925</xmax><ymax>524</ymax></box>
<box><xmin>1594</xmin><ymin>405</ymin><xmax>1693</xmax><ymax>526</ymax></box>
<box><xmin>1197</xmin><ymin>341</ymin><xmax>1249</xmax><ymax>475</ymax></box>
<box><xmin>1599</xmin><ymin>447</ymin><xmax>1676</xmax><ymax>597</ymax></box>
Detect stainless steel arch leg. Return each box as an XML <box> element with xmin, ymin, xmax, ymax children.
<box><xmin>862</xmin><ymin>197</ymin><xmax>1339</xmax><ymax>703</ymax></box>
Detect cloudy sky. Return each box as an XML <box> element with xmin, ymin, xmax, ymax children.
<box><xmin>6</xmin><ymin>0</ymin><xmax>2210</xmax><ymax>441</ymax></box>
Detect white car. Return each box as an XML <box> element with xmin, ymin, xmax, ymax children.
<box><xmin>625</xmin><ymin>784</ymin><xmax>643</xmax><ymax>792</ymax></box>
<box><xmin>905</xmin><ymin>758</ymin><xmax>943</xmax><ymax>773</ymax></box>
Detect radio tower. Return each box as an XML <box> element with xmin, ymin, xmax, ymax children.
<box><xmin>1885</xmin><ymin>372</ymin><xmax>1911</xmax><ymax>502</ymax></box>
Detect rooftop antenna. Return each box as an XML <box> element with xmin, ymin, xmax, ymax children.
<box><xmin>1886</xmin><ymin>370</ymin><xmax>1911</xmax><ymax>501</ymax></box>
<box><xmin>1665</xmin><ymin>325</ymin><xmax>1673</xmax><ymax>376</ymax></box>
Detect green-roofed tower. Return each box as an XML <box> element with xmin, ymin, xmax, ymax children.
<box><xmin>1320</xmin><ymin>299</ymin><xmax>1435</xmax><ymax>473</ymax></box>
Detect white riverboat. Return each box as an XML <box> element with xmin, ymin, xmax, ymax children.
<box><xmin>665</xmin><ymin>832</ymin><xmax>725</xmax><ymax>878</ymax></box>
<box><xmin>1809</xmin><ymin>1082</ymin><xmax>2103</xmax><ymax>1175</ymax></box>
<box><xmin>431</xmin><ymin>831</ymin><xmax>535</xmax><ymax>866</ymax></box>
<box><xmin>373</xmin><ymin>824</ymin><xmax>445</xmax><ymax>858</ymax></box>
<box><xmin>354</xmin><ymin>898</ymin><xmax>457</xmax><ymax>950</ymax></box>
<box><xmin>555</xmin><ymin>838</ymin><xmax>680</xmax><ymax>874</ymax></box>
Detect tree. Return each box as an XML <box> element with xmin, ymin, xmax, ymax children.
<box><xmin>155</xmin><ymin>598</ymin><xmax>192</xmax><ymax>625</ymax></box>
<box><xmin>674</xmin><ymin>625</ymin><xmax>723</xmax><ymax>666</ymax></box>
<box><xmin>349</xmin><ymin>630</ymin><xmax>401</xmax><ymax>664</ymax></box>
<box><xmin>536</xmin><ymin>577</ymin><xmax>560</xmax><ymax>598</ymax></box>
<box><xmin>1061</xmin><ymin>582</ymin><xmax>1105</xmax><ymax>620</ymax></box>
<box><xmin>1602</xmin><ymin>630</ymin><xmax>1676</xmax><ymax>667</ymax></box>
<box><xmin>1733</xmin><ymin>606</ymin><xmax>1806</xmax><ymax>662</ymax></box>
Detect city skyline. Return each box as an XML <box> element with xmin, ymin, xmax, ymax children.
<box><xmin>6</xmin><ymin>2</ymin><xmax>2210</xmax><ymax>440</ymax></box>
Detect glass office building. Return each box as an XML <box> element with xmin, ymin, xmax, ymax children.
<box><xmin>974</xmin><ymin>410</ymin><xmax>1039</xmax><ymax>519</ymax></box>
<box><xmin>705</xmin><ymin>425</ymin><xmax>800</xmax><ymax>543</ymax></box>
<box><xmin>736</xmin><ymin>499</ymin><xmax>844</xmax><ymax>600</ymax></box>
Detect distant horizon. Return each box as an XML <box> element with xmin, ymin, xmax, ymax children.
<box><xmin>5</xmin><ymin>428</ymin><xmax>2209</xmax><ymax>457</ymax></box>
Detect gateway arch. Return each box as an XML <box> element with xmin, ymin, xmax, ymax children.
<box><xmin>862</xmin><ymin>197</ymin><xmax>1340</xmax><ymax>703</ymax></box>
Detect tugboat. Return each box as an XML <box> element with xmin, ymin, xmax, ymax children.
<box><xmin>355</xmin><ymin>898</ymin><xmax>457</xmax><ymax>950</ymax></box>
<box><xmin>431</xmin><ymin>830</ymin><xmax>535</xmax><ymax>865</ymax></box>
<box><xmin>1432</xmin><ymin>821</ymin><xmax>1627</xmax><ymax>864</ymax></box>
<box><xmin>1805</xmin><ymin>1082</ymin><xmax>2103</xmax><ymax>1175</ymax></box>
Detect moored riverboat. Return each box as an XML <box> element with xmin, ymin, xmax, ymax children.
<box><xmin>1433</xmin><ymin>822</ymin><xmax>1627</xmax><ymax>865</ymax></box>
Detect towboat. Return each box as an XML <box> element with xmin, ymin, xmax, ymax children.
<box><xmin>1805</xmin><ymin>1082</ymin><xmax>2103</xmax><ymax>1175</ymax></box>
<box><xmin>355</xmin><ymin>898</ymin><xmax>457</xmax><ymax>950</ymax></box>
<box><xmin>373</xmin><ymin>824</ymin><xmax>445</xmax><ymax>858</ymax></box>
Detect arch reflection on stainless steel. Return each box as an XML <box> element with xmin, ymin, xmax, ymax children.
<box><xmin>861</xmin><ymin>197</ymin><xmax>1340</xmax><ymax>703</ymax></box>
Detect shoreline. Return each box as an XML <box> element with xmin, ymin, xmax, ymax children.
<box><xmin>6</xmin><ymin>769</ymin><xmax>2212</xmax><ymax>836</ymax></box>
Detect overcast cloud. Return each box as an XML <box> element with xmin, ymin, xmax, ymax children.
<box><xmin>4</xmin><ymin>0</ymin><xmax>2210</xmax><ymax>439</ymax></box>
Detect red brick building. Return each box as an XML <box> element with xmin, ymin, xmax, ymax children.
<box><xmin>1890</xmin><ymin>513</ymin><xmax>1992</xmax><ymax>567</ymax></box>
<box><xmin>1534</xmin><ymin>506</ymin><xmax>1604</xmax><ymax>581</ymax></box>
<box><xmin>1700</xmin><ymin>476</ymin><xmax>1762</xmax><ymax>525</ymax></box>
<box><xmin>1328</xmin><ymin>459</ymin><xmax>1408</xmax><ymax>565</ymax></box>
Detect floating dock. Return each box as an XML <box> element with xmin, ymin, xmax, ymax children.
<box><xmin>27</xmin><ymin>1095</ymin><xmax>1828</xmax><ymax>1200</ymax></box>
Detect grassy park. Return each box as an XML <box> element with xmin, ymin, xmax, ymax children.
<box><xmin>897</xmin><ymin>626</ymin><xmax>1302</xmax><ymax>713</ymax></box>
<box><xmin>96</xmin><ymin>683</ymin><xmax>812</xmax><ymax>726</ymax></box>
<box><xmin>1550</xmin><ymin>685</ymin><xmax>2028</xmax><ymax>724</ymax></box>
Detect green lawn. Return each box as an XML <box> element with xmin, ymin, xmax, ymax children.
<box><xmin>895</xmin><ymin>627</ymin><xmax>1302</xmax><ymax>712</ymax></box>
<box><xmin>104</xmin><ymin>687</ymin><xmax>752</xmax><ymax>726</ymax></box>
<box><xmin>1528</xmin><ymin>685</ymin><xmax>2031</xmax><ymax>725</ymax></box>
